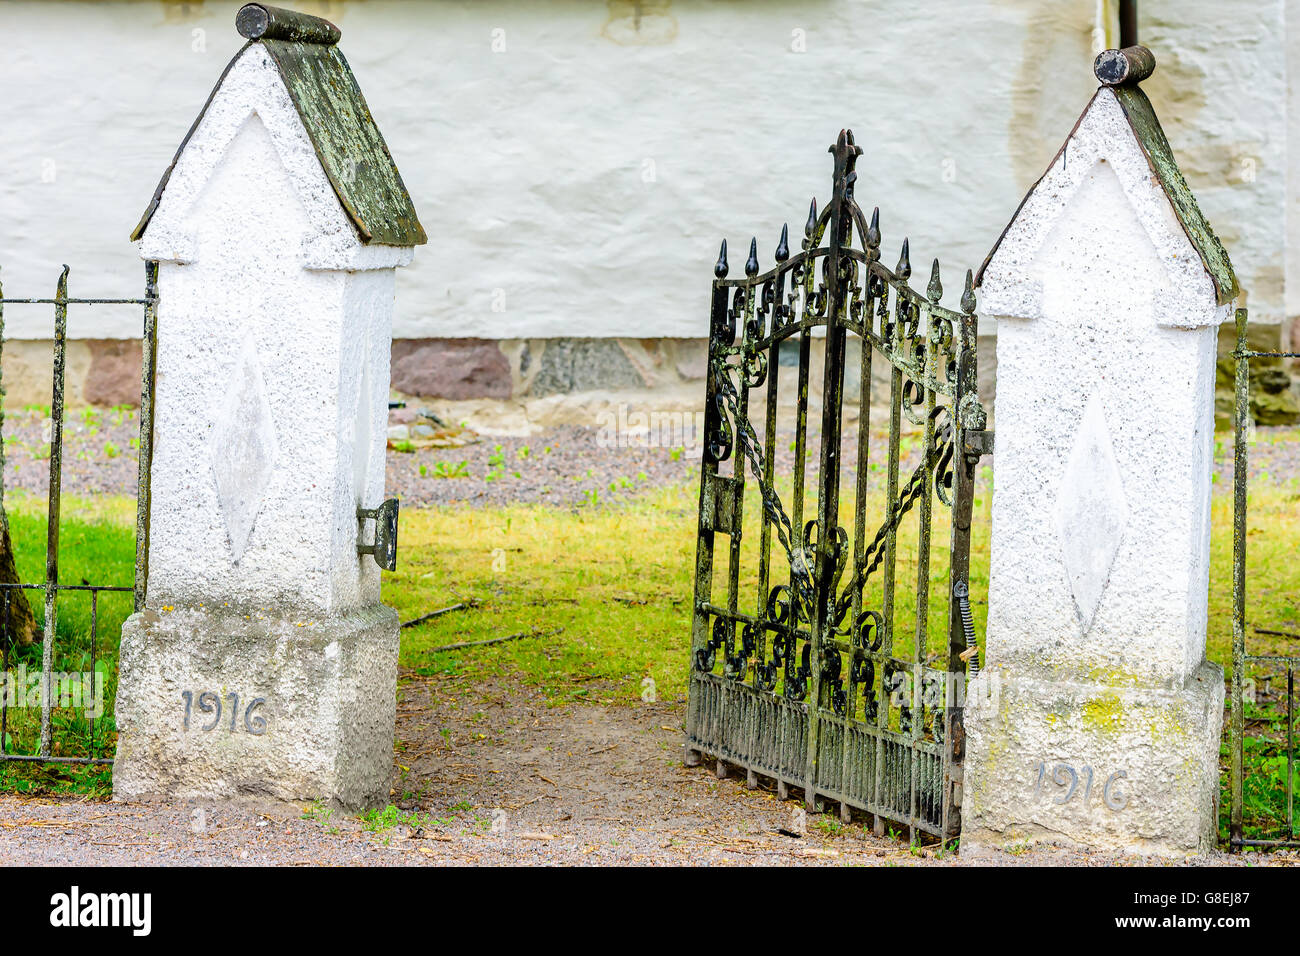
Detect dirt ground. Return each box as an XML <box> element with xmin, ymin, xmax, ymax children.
<box><xmin>0</xmin><ymin>673</ymin><xmax>1277</xmax><ymax>866</ymax></box>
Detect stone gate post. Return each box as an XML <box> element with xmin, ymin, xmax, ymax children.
<box><xmin>963</xmin><ymin>47</ymin><xmax>1236</xmax><ymax>857</ymax></box>
<box><xmin>113</xmin><ymin>5</ymin><xmax>426</xmax><ymax>809</ymax></box>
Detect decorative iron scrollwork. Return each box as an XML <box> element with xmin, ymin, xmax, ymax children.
<box><xmin>707</xmin><ymin>384</ymin><xmax>734</xmax><ymax>463</ymax></box>
<box><xmin>695</xmin><ymin>615</ymin><xmax>733</xmax><ymax>674</ymax></box>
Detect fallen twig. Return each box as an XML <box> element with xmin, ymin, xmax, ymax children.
<box><xmin>401</xmin><ymin>601</ymin><xmax>479</xmax><ymax>629</ymax></box>
<box><xmin>427</xmin><ymin>626</ymin><xmax>563</xmax><ymax>654</ymax></box>
<box><xmin>505</xmin><ymin>794</ymin><xmax>555</xmax><ymax>810</ymax></box>
<box><xmin>1254</xmin><ymin>627</ymin><xmax>1300</xmax><ymax>640</ymax></box>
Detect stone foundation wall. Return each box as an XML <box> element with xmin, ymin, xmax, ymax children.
<box><xmin>3</xmin><ymin>332</ymin><xmax>1293</xmax><ymax>431</ymax></box>
<box><xmin>0</xmin><ymin>339</ymin><xmax>146</xmax><ymax>409</ymax></box>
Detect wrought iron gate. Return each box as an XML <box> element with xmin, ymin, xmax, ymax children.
<box><xmin>1228</xmin><ymin>304</ymin><xmax>1300</xmax><ymax>849</ymax></box>
<box><xmin>0</xmin><ymin>262</ymin><xmax>157</xmax><ymax>769</ymax></box>
<box><xmin>684</xmin><ymin>131</ymin><xmax>988</xmax><ymax>843</ymax></box>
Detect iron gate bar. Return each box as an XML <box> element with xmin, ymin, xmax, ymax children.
<box><xmin>40</xmin><ymin>266</ymin><xmax>68</xmax><ymax>757</ymax></box>
<box><xmin>135</xmin><ymin>261</ymin><xmax>159</xmax><ymax>614</ymax></box>
<box><xmin>1230</xmin><ymin>306</ymin><xmax>1247</xmax><ymax>848</ymax></box>
<box><xmin>685</xmin><ymin>130</ymin><xmax>986</xmax><ymax>842</ymax></box>
<box><xmin>0</xmin><ymin>262</ymin><xmax>158</xmax><ymax>767</ymax></box>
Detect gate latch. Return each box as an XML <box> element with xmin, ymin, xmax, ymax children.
<box><xmin>357</xmin><ymin>498</ymin><xmax>400</xmax><ymax>571</ymax></box>
<box><xmin>703</xmin><ymin>474</ymin><xmax>742</xmax><ymax>536</ymax></box>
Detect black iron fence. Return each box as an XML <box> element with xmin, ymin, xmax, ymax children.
<box><xmin>0</xmin><ymin>262</ymin><xmax>157</xmax><ymax>767</ymax></box>
<box><xmin>1228</xmin><ymin>304</ymin><xmax>1300</xmax><ymax>849</ymax></box>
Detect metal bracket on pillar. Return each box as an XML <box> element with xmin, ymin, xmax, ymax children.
<box><xmin>357</xmin><ymin>498</ymin><xmax>400</xmax><ymax>571</ymax></box>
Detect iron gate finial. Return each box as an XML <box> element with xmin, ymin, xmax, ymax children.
<box><xmin>896</xmin><ymin>237</ymin><xmax>911</xmax><ymax>279</ymax></box>
<box><xmin>828</xmin><ymin>129</ymin><xmax>863</xmax><ymax>202</ymax></box>
<box><xmin>866</xmin><ymin>207</ymin><xmax>881</xmax><ymax>253</ymax></box>
<box><xmin>775</xmin><ymin>224</ymin><xmax>790</xmax><ymax>262</ymax></box>
<box><xmin>961</xmin><ymin>269</ymin><xmax>977</xmax><ymax>314</ymax></box>
<box><xmin>927</xmin><ymin>258</ymin><xmax>943</xmax><ymax>303</ymax></box>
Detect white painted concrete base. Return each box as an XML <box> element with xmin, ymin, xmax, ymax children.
<box><xmin>960</xmin><ymin>661</ymin><xmax>1224</xmax><ymax>858</ymax></box>
<box><xmin>112</xmin><ymin>604</ymin><xmax>399</xmax><ymax>811</ymax></box>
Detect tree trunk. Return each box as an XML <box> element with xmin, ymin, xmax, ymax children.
<box><xmin>0</xmin><ymin>505</ymin><xmax>36</xmax><ymax>646</ymax></box>
<box><xmin>0</xmin><ymin>293</ymin><xmax>38</xmax><ymax>646</ymax></box>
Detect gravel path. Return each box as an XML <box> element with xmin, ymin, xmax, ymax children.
<box><xmin>1</xmin><ymin>406</ymin><xmax>1295</xmax><ymax>506</ymax></box>
<box><xmin>0</xmin><ymin>680</ymin><xmax>1265</xmax><ymax>866</ymax></box>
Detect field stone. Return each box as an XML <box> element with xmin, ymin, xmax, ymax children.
<box><xmin>83</xmin><ymin>339</ymin><xmax>143</xmax><ymax>407</ymax></box>
<box><xmin>390</xmin><ymin>339</ymin><xmax>512</xmax><ymax>399</ymax></box>
<box><xmin>527</xmin><ymin>339</ymin><xmax>645</xmax><ymax>396</ymax></box>
<box><xmin>1213</xmin><ymin>321</ymin><xmax>1300</xmax><ymax>427</ymax></box>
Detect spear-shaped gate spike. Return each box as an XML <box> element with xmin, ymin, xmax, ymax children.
<box><xmin>927</xmin><ymin>258</ymin><xmax>943</xmax><ymax>302</ymax></box>
<box><xmin>961</xmin><ymin>268</ymin><xmax>977</xmax><ymax>314</ymax></box>
<box><xmin>896</xmin><ymin>237</ymin><xmax>911</xmax><ymax>280</ymax></box>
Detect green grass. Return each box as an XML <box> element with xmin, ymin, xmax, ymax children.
<box><xmin>392</xmin><ymin>483</ymin><xmax>703</xmax><ymax>703</ymax></box>
<box><xmin>0</xmin><ymin>491</ymin><xmax>135</xmax><ymax>796</ymax></box>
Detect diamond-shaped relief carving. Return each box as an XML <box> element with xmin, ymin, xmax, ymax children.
<box><xmin>1054</xmin><ymin>394</ymin><xmax>1128</xmax><ymax>633</ymax></box>
<box><xmin>210</xmin><ymin>336</ymin><xmax>278</xmax><ymax>562</ymax></box>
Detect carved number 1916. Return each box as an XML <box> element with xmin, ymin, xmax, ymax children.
<box><xmin>181</xmin><ymin>691</ymin><xmax>267</xmax><ymax>735</ymax></box>
<box><xmin>1033</xmin><ymin>761</ymin><xmax>1128</xmax><ymax>810</ymax></box>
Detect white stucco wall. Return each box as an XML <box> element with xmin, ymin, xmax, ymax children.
<box><xmin>1288</xmin><ymin>0</ymin><xmax>1300</xmax><ymax>332</ymax></box>
<box><xmin>0</xmin><ymin>0</ymin><xmax>1288</xmax><ymax>339</ymax></box>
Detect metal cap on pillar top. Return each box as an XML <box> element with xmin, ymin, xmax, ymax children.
<box><xmin>1094</xmin><ymin>0</ymin><xmax>1155</xmax><ymax>87</ymax></box>
<box><xmin>235</xmin><ymin>3</ymin><xmax>341</xmax><ymax>45</ymax></box>
<box><xmin>1094</xmin><ymin>45</ymin><xmax>1155</xmax><ymax>86</ymax></box>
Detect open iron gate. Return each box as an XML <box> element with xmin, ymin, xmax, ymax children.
<box><xmin>684</xmin><ymin>131</ymin><xmax>989</xmax><ymax>844</ymax></box>
<box><xmin>0</xmin><ymin>262</ymin><xmax>157</xmax><ymax>768</ymax></box>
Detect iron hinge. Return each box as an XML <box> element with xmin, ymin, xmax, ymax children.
<box><xmin>357</xmin><ymin>498</ymin><xmax>399</xmax><ymax>571</ymax></box>
<box><xmin>964</xmin><ymin>429</ymin><xmax>994</xmax><ymax>458</ymax></box>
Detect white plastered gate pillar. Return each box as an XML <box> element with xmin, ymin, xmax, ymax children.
<box><xmin>962</xmin><ymin>48</ymin><xmax>1238</xmax><ymax>858</ymax></box>
<box><xmin>112</xmin><ymin>5</ymin><xmax>426</xmax><ymax>810</ymax></box>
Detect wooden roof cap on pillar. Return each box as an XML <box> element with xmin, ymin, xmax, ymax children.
<box><xmin>131</xmin><ymin>3</ymin><xmax>427</xmax><ymax>247</ymax></box>
<box><xmin>974</xmin><ymin>45</ymin><xmax>1238</xmax><ymax>306</ymax></box>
